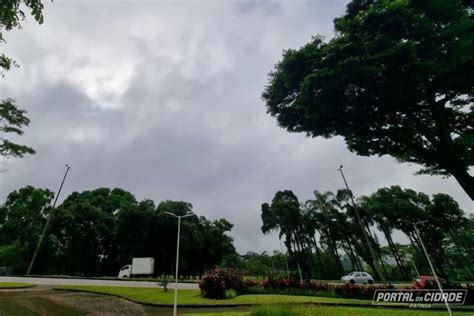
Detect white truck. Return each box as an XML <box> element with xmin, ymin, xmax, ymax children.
<box><xmin>118</xmin><ymin>257</ymin><xmax>154</xmax><ymax>278</ymax></box>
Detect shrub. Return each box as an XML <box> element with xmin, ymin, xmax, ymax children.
<box><xmin>334</xmin><ymin>283</ymin><xmax>395</xmax><ymax>299</ymax></box>
<box><xmin>306</xmin><ymin>281</ymin><xmax>329</xmax><ymax>292</ymax></box>
<box><xmin>244</xmin><ymin>279</ymin><xmax>258</xmax><ymax>288</ymax></box>
<box><xmin>243</xmin><ymin>275</ymin><xmax>396</xmax><ymax>301</ymax></box>
<box><xmin>224</xmin><ymin>288</ymin><xmax>238</xmax><ymax>299</ymax></box>
<box><xmin>244</xmin><ymin>285</ymin><xmax>339</xmax><ymax>298</ymax></box>
<box><xmin>199</xmin><ymin>268</ymin><xmax>244</xmax><ymax>299</ymax></box>
<box><xmin>262</xmin><ymin>276</ymin><xmax>300</xmax><ymax>290</ymax></box>
<box><xmin>333</xmin><ymin>283</ymin><xmax>362</xmax><ymax>298</ymax></box>
<box><xmin>157</xmin><ymin>274</ymin><xmax>169</xmax><ymax>292</ymax></box>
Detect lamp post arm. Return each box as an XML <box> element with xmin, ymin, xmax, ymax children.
<box><xmin>165</xmin><ymin>212</ymin><xmax>178</xmax><ymax>218</ymax></box>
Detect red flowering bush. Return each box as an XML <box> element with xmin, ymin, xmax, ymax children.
<box><xmin>262</xmin><ymin>276</ymin><xmax>300</xmax><ymax>289</ymax></box>
<box><xmin>307</xmin><ymin>281</ymin><xmax>330</xmax><ymax>292</ymax></box>
<box><xmin>199</xmin><ymin>268</ymin><xmax>244</xmax><ymax>299</ymax></box>
<box><xmin>334</xmin><ymin>283</ymin><xmax>362</xmax><ymax>298</ymax></box>
<box><xmin>243</xmin><ymin>279</ymin><xmax>258</xmax><ymax>288</ymax></box>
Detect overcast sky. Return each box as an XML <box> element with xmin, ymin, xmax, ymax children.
<box><xmin>0</xmin><ymin>0</ymin><xmax>472</xmax><ymax>254</ymax></box>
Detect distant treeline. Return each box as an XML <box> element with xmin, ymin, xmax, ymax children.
<box><xmin>0</xmin><ymin>186</ymin><xmax>236</xmax><ymax>277</ymax></box>
<box><xmin>259</xmin><ymin>186</ymin><xmax>474</xmax><ymax>281</ymax></box>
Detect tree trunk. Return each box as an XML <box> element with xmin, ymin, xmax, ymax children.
<box><xmin>430</xmin><ymin>100</ymin><xmax>474</xmax><ymax>200</ymax></box>
<box><xmin>450</xmin><ymin>168</ymin><xmax>474</xmax><ymax>200</ymax></box>
<box><xmin>313</xmin><ymin>235</ymin><xmax>325</xmax><ymax>278</ymax></box>
<box><xmin>327</xmin><ymin>230</ymin><xmax>344</xmax><ymax>275</ymax></box>
<box><xmin>321</xmin><ymin>228</ymin><xmax>340</xmax><ymax>275</ymax></box>
<box><xmin>375</xmin><ymin>246</ymin><xmax>389</xmax><ymax>279</ymax></box>
<box><xmin>349</xmin><ymin>240</ymin><xmax>363</xmax><ymax>270</ymax></box>
<box><xmin>344</xmin><ymin>238</ymin><xmax>360</xmax><ymax>271</ymax></box>
<box><xmin>382</xmin><ymin>225</ymin><xmax>408</xmax><ymax>278</ymax></box>
<box><xmin>351</xmin><ymin>238</ymin><xmax>381</xmax><ymax>280</ymax></box>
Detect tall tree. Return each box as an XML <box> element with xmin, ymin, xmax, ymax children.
<box><xmin>335</xmin><ymin>188</ymin><xmax>386</xmax><ymax>280</ymax></box>
<box><xmin>0</xmin><ymin>185</ymin><xmax>54</xmax><ymax>272</ymax></box>
<box><xmin>52</xmin><ymin>188</ymin><xmax>136</xmax><ymax>275</ymax></box>
<box><xmin>304</xmin><ymin>191</ymin><xmax>345</xmax><ymax>275</ymax></box>
<box><xmin>0</xmin><ymin>185</ymin><xmax>53</xmax><ymax>245</ymax></box>
<box><xmin>263</xmin><ymin>0</ymin><xmax>474</xmax><ymax>199</ymax></box>
<box><xmin>0</xmin><ymin>1</ymin><xmax>45</xmax><ymax>158</ymax></box>
<box><xmin>360</xmin><ymin>187</ymin><xmax>413</xmax><ymax>278</ymax></box>
<box><xmin>261</xmin><ymin>190</ymin><xmax>313</xmax><ymax>281</ymax></box>
<box><xmin>115</xmin><ymin>199</ymin><xmax>155</xmax><ymax>265</ymax></box>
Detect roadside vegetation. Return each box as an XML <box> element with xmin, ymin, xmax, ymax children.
<box><xmin>1</xmin><ymin>183</ymin><xmax>472</xmax><ymax>284</ymax></box>
<box><xmin>256</xmin><ymin>187</ymin><xmax>473</xmax><ymax>283</ymax></box>
<box><xmin>0</xmin><ymin>187</ymin><xmax>236</xmax><ymax>277</ymax></box>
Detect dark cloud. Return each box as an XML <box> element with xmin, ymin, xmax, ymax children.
<box><xmin>0</xmin><ymin>0</ymin><xmax>471</xmax><ymax>254</ymax></box>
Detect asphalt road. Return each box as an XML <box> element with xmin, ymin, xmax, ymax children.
<box><xmin>0</xmin><ymin>276</ymin><xmax>199</xmax><ymax>289</ymax></box>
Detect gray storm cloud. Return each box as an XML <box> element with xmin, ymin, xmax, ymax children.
<box><xmin>0</xmin><ymin>0</ymin><xmax>471</xmax><ymax>254</ymax></box>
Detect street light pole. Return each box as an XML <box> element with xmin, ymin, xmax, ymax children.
<box><xmin>337</xmin><ymin>165</ymin><xmax>386</xmax><ymax>283</ymax></box>
<box><xmin>413</xmin><ymin>221</ymin><xmax>452</xmax><ymax>316</ymax></box>
<box><xmin>165</xmin><ymin>212</ymin><xmax>196</xmax><ymax>316</ymax></box>
<box><xmin>27</xmin><ymin>164</ymin><xmax>71</xmax><ymax>275</ymax></box>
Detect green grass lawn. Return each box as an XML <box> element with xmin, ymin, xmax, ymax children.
<box><xmin>183</xmin><ymin>305</ymin><xmax>474</xmax><ymax>316</ymax></box>
<box><xmin>185</xmin><ymin>313</ymin><xmax>249</xmax><ymax>316</ymax></box>
<box><xmin>0</xmin><ymin>282</ymin><xmax>35</xmax><ymax>289</ymax></box>
<box><xmin>56</xmin><ymin>285</ymin><xmax>374</xmax><ymax>306</ymax></box>
<box><xmin>56</xmin><ymin>285</ymin><xmax>474</xmax><ymax>315</ymax></box>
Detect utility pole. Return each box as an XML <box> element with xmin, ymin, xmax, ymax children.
<box><xmin>337</xmin><ymin>165</ymin><xmax>386</xmax><ymax>283</ymax></box>
<box><xmin>413</xmin><ymin>221</ymin><xmax>452</xmax><ymax>316</ymax></box>
<box><xmin>165</xmin><ymin>212</ymin><xmax>196</xmax><ymax>316</ymax></box>
<box><xmin>27</xmin><ymin>164</ymin><xmax>71</xmax><ymax>275</ymax></box>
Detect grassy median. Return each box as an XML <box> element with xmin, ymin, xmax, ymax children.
<box><xmin>183</xmin><ymin>305</ymin><xmax>474</xmax><ymax>316</ymax></box>
<box><xmin>56</xmin><ymin>285</ymin><xmax>474</xmax><ymax>316</ymax></box>
<box><xmin>56</xmin><ymin>285</ymin><xmax>374</xmax><ymax>306</ymax></box>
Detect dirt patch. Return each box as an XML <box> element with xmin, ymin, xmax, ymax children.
<box><xmin>48</xmin><ymin>291</ymin><xmax>147</xmax><ymax>315</ymax></box>
<box><xmin>0</xmin><ymin>288</ymin><xmax>250</xmax><ymax>315</ymax></box>
<box><xmin>0</xmin><ymin>288</ymin><xmax>151</xmax><ymax>315</ymax></box>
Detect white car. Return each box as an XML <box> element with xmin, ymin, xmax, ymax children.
<box><xmin>341</xmin><ymin>271</ymin><xmax>374</xmax><ymax>284</ymax></box>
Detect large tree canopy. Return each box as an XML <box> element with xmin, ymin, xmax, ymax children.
<box><xmin>263</xmin><ymin>0</ymin><xmax>474</xmax><ymax>199</ymax></box>
<box><xmin>0</xmin><ymin>186</ymin><xmax>237</xmax><ymax>276</ymax></box>
<box><xmin>0</xmin><ymin>0</ymin><xmax>44</xmax><ymax>159</ymax></box>
<box><xmin>0</xmin><ymin>185</ymin><xmax>54</xmax><ymax>272</ymax></box>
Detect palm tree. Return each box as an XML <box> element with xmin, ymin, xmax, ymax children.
<box><xmin>304</xmin><ymin>191</ymin><xmax>345</xmax><ymax>276</ymax></box>
<box><xmin>261</xmin><ymin>190</ymin><xmax>313</xmax><ymax>281</ymax></box>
